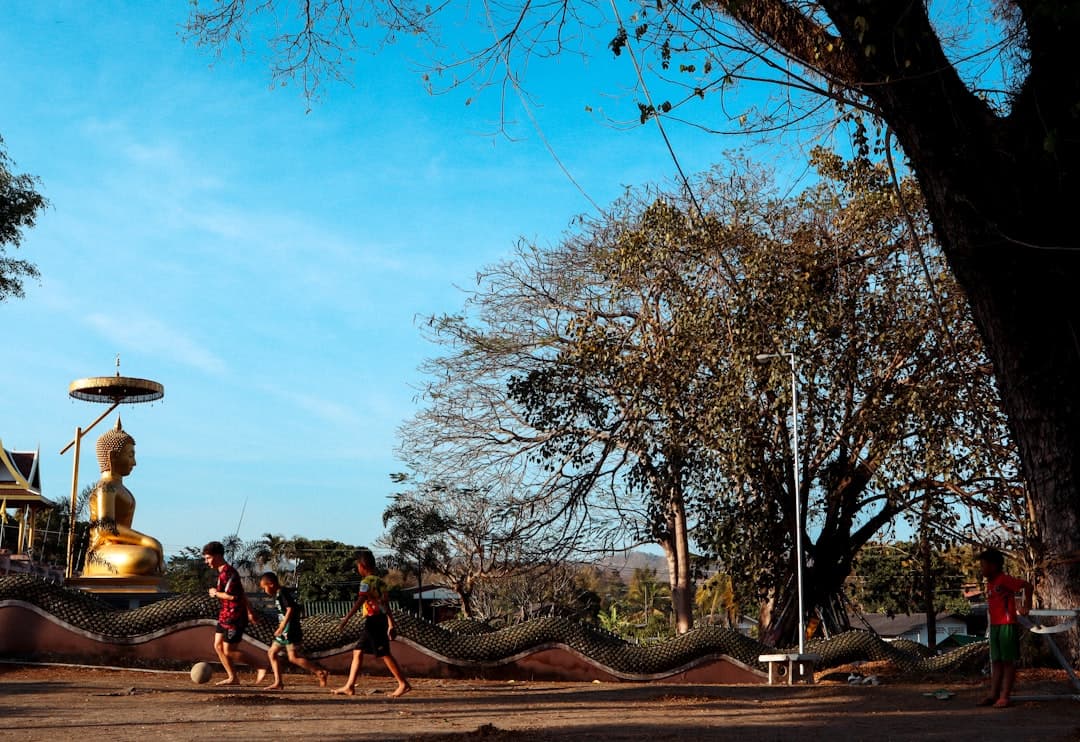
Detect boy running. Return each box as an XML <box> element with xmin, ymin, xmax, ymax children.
<box><xmin>977</xmin><ymin>548</ymin><xmax>1033</xmax><ymax>708</ymax></box>
<box><xmin>332</xmin><ymin>548</ymin><xmax>411</xmax><ymax>698</ymax></box>
<box><xmin>259</xmin><ymin>571</ymin><xmax>330</xmax><ymax>690</ymax></box>
<box><xmin>202</xmin><ymin>540</ymin><xmax>266</xmax><ymax>686</ymax></box>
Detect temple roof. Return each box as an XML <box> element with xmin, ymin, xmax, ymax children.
<box><xmin>0</xmin><ymin>441</ymin><xmax>47</xmax><ymax>506</ymax></box>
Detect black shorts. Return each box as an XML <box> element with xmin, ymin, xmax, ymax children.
<box><xmin>216</xmin><ymin>619</ymin><xmax>247</xmax><ymax>645</ymax></box>
<box><xmin>356</xmin><ymin>613</ymin><xmax>391</xmax><ymax>657</ymax></box>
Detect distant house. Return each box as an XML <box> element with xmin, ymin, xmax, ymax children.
<box><xmin>858</xmin><ymin>611</ymin><xmax>969</xmax><ymax>646</ymax></box>
<box><xmin>735</xmin><ymin>615</ymin><xmax>759</xmax><ymax>637</ymax></box>
<box><xmin>399</xmin><ymin>585</ymin><xmax>461</xmax><ymax>623</ymax></box>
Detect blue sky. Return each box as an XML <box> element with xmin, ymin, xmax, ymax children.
<box><xmin>0</xmin><ymin>2</ymin><xmax>1014</xmax><ymax>561</ymax></box>
<box><xmin>0</xmin><ymin>1</ymin><xmax>795</xmax><ymax>556</ymax></box>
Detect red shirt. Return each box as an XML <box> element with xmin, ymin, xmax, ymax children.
<box><xmin>986</xmin><ymin>572</ymin><xmax>1028</xmax><ymax>625</ymax></box>
<box><xmin>216</xmin><ymin>563</ymin><xmax>245</xmax><ymax>628</ymax></box>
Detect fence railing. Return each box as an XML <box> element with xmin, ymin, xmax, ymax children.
<box><xmin>302</xmin><ymin>599</ymin><xmax>416</xmax><ymax>617</ymax></box>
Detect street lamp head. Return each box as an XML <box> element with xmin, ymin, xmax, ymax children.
<box><xmin>755</xmin><ymin>353</ymin><xmax>778</xmax><ymax>362</ymax></box>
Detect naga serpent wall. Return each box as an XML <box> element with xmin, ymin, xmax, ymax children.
<box><xmin>0</xmin><ymin>576</ymin><xmax>988</xmax><ymax>682</ymax></box>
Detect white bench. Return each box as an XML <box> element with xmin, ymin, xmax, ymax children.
<box><xmin>1014</xmin><ymin>609</ymin><xmax>1080</xmax><ymax>701</ymax></box>
<box><xmin>758</xmin><ymin>653</ymin><xmax>822</xmax><ymax>685</ymax></box>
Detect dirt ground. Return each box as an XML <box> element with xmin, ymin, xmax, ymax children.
<box><xmin>1</xmin><ymin>663</ymin><xmax>1078</xmax><ymax>742</ymax></box>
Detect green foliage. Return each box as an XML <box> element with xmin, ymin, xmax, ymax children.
<box><xmin>625</xmin><ymin>567</ymin><xmax>671</xmax><ymax>625</ymax></box>
<box><xmin>696</xmin><ymin>572</ymin><xmax>739</xmax><ymax>627</ymax></box>
<box><xmin>574</xmin><ymin>564</ymin><xmax>627</xmax><ymax>614</ymax></box>
<box><xmin>30</xmin><ymin>485</ymin><xmax>94</xmax><ymax>572</ymax></box>
<box><xmin>164</xmin><ymin>535</ymin><xmax>361</xmax><ymax>600</ymax></box>
<box><xmin>292</xmin><ymin>538</ymin><xmax>362</xmax><ymax>603</ymax></box>
<box><xmin>384</xmin><ymin>476</ymin><xmax>557</xmax><ymax>619</ymax></box>
<box><xmin>851</xmin><ymin>541</ymin><xmax>980</xmax><ymax>617</ymax></box>
<box><xmin>165</xmin><ymin>546</ymin><xmax>213</xmax><ymax>593</ymax></box>
<box><xmin>253</xmin><ymin>532</ymin><xmax>297</xmax><ymax>584</ymax></box>
<box><xmin>0</xmin><ymin>135</ymin><xmax>46</xmax><ymax>302</ymax></box>
<box><xmin>379</xmin><ymin>497</ymin><xmax>453</xmax><ymax>620</ymax></box>
<box><xmin>380</xmin><ymin>498</ymin><xmax>451</xmax><ymax>583</ymax></box>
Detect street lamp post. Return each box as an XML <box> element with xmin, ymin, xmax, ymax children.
<box><xmin>756</xmin><ymin>351</ymin><xmax>806</xmax><ymax>656</ymax></box>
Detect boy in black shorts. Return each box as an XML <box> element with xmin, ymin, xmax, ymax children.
<box><xmin>259</xmin><ymin>571</ymin><xmax>329</xmax><ymax>690</ymax></box>
<box><xmin>202</xmin><ymin>540</ymin><xmax>266</xmax><ymax>686</ymax></box>
<box><xmin>331</xmin><ymin>548</ymin><xmax>411</xmax><ymax>697</ymax></box>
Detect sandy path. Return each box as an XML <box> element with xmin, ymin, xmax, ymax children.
<box><xmin>1</xmin><ymin>664</ymin><xmax>1078</xmax><ymax>741</ymax></box>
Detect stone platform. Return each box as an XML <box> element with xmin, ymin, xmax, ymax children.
<box><xmin>66</xmin><ymin>575</ymin><xmax>170</xmax><ymax>609</ymax></box>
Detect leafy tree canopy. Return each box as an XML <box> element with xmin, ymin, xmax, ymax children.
<box><xmin>401</xmin><ymin>149</ymin><xmax>1023</xmax><ymax>643</ymax></box>
<box><xmin>0</xmin><ymin>135</ymin><xmax>45</xmax><ymax>302</ymax></box>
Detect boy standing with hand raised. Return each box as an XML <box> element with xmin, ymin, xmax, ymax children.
<box><xmin>977</xmin><ymin>548</ymin><xmax>1033</xmax><ymax>709</ymax></box>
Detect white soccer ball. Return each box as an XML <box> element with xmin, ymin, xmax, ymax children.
<box><xmin>190</xmin><ymin>662</ymin><xmax>213</xmax><ymax>684</ymax></box>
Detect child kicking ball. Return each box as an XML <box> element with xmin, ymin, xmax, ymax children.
<box><xmin>260</xmin><ymin>571</ymin><xmax>330</xmax><ymax>690</ymax></box>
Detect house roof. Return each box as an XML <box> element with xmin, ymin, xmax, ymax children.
<box><xmin>0</xmin><ymin>441</ymin><xmax>47</xmax><ymax>506</ymax></box>
<box><xmin>402</xmin><ymin>585</ymin><xmax>460</xmax><ymax>602</ymax></box>
<box><xmin>857</xmin><ymin>611</ymin><xmax>967</xmax><ymax>637</ymax></box>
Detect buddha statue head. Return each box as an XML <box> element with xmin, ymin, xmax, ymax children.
<box><xmin>96</xmin><ymin>418</ymin><xmax>136</xmax><ymax>475</ymax></box>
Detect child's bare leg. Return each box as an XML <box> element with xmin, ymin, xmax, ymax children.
<box><xmin>287</xmin><ymin>647</ymin><xmax>328</xmax><ymax>686</ymax></box>
<box><xmin>382</xmin><ymin>654</ymin><xmax>412</xmax><ymax>697</ymax></box>
<box><xmin>225</xmin><ymin>647</ymin><xmax>266</xmax><ymax>685</ymax></box>
<box><xmin>980</xmin><ymin>661</ymin><xmax>1002</xmax><ymax>705</ymax></box>
<box><xmin>214</xmin><ymin>634</ymin><xmax>240</xmax><ymax>685</ymax></box>
<box><xmin>997</xmin><ymin>662</ymin><xmax>1017</xmax><ymax>706</ymax></box>
<box><xmin>264</xmin><ymin>644</ymin><xmax>284</xmax><ymax>690</ymax></box>
<box><xmin>332</xmin><ymin>650</ymin><xmax>363</xmax><ymax>695</ymax></box>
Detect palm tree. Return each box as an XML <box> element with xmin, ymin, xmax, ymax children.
<box><xmin>254</xmin><ymin>532</ymin><xmax>296</xmax><ymax>583</ymax></box>
<box><xmin>380</xmin><ymin>499</ymin><xmax>452</xmax><ymax>621</ymax></box>
<box><xmin>626</xmin><ymin>567</ymin><xmax>671</xmax><ymax>626</ymax></box>
<box><xmin>695</xmin><ymin>572</ymin><xmax>738</xmax><ymax>628</ymax></box>
<box><xmin>223</xmin><ymin>534</ymin><xmax>258</xmax><ymax>585</ymax></box>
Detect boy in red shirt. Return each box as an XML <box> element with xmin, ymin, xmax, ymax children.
<box><xmin>202</xmin><ymin>540</ymin><xmax>266</xmax><ymax>686</ymax></box>
<box><xmin>978</xmin><ymin>548</ymin><xmax>1033</xmax><ymax>708</ymax></box>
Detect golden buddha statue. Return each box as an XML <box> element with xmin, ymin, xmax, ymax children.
<box><xmin>82</xmin><ymin>420</ymin><xmax>164</xmax><ymax>577</ymax></box>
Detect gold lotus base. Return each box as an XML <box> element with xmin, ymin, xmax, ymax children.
<box><xmin>67</xmin><ymin>575</ymin><xmax>169</xmax><ymax>594</ymax></box>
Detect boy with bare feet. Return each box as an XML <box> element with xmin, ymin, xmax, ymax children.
<box><xmin>332</xmin><ymin>548</ymin><xmax>411</xmax><ymax>698</ymax></box>
<box><xmin>260</xmin><ymin>571</ymin><xmax>329</xmax><ymax>690</ymax></box>
<box><xmin>203</xmin><ymin>540</ymin><xmax>266</xmax><ymax>686</ymax></box>
<box><xmin>977</xmin><ymin>548</ymin><xmax>1033</xmax><ymax>709</ymax></box>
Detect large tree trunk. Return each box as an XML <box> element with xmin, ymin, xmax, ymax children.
<box><xmin>711</xmin><ymin>0</ymin><xmax>1080</xmax><ymax>656</ymax></box>
<box><xmin>954</xmin><ymin>243</ymin><xmax>1080</xmax><ymax>619</ymax></box>
<box><xmin>653</xmin><ymin>459</ymin><xmax>696</xmax><ymax>634</ymax></box>
<box><xmin>760</xmin><ymin>556</ymin><xmax>852</xmax><ymax>646</ymax></box>
<box><xmin>456</xmin><ymin>578</ymin><xmax>475</xmax><ymax>619</ymax></box>
<box><xmin>818</xmin><ymin>0</ymin><xmax>1080</xmax><ymax>658</ymax></box>
<box><xmin>903</xmin><ymin>144</ymin><xmax>1080</xmax><ymax>650</ymax></box>
<box><xmin>670</xmin><ymin>493</ymin><xmax>695</xmax><ymax>634</ymax></box>
<box><xmin>657</xmin><ymin>487</ymin><xmax>695</xmax><ymax>634</ymax></box>
<box><xmin>886</xmin><ymin>95</ymin><xmax>1080</xmax><ymax>641</ymax></box>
